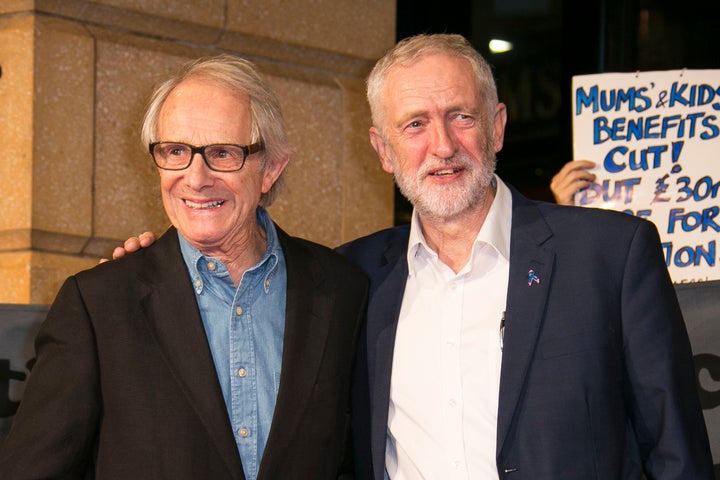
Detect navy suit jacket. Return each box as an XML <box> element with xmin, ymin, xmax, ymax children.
<box><xmin>338</xmin><ymin>186</ymin><xmax>713</xmax><ymax>480</ymax></box>
<box><xmin>0</xmin><ymin>226</ymin><xmax>368</xmax><ymax>480</ymax></box>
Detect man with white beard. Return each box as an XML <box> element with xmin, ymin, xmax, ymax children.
<box><xmin>337</xmin><ymin>33</ymin><xmax>713</xmax><ymax>480</ymax></box>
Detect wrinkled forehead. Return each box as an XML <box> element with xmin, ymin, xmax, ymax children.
<box><xmin>158</xmin><ymin>78</ymin><xmax>253</xmax><ymax>142</ymax></box>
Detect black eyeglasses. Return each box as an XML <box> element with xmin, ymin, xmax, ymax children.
<box><xmin>149</xmin><ymin>141</ymin><xmax>264</xmax><ymax>172</ymax></box>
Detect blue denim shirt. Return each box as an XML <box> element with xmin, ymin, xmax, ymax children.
<box><xmin>179</xmin><ymin>208</ymin><xmax>287</xmax><ymax>480</ymax></box>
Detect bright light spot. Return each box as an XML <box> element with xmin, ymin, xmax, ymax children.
<box><xmin>489</xmin><ymin>39</ymin><xmax>513</xmax><ymax>54</ymax></box>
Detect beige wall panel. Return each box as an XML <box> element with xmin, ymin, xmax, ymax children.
<box><xmin>0</xmin><ymin>14</ymin><xmax>34</xmax><ymax>241</ymax></box>
<box><xmin>337</xmin><ymin>78</ymin><xmax>393</xmax><ymax>244</ymax></box>
<box><xmin>225</xmin><ymin>0</ymin><xmax>395</xmax><ymax>61</ymax></box>
<box><xmin>29</xmin><ymin>0</ymin><xmax>225</xmax><ymax>46</ymax></box>
<box><xmin>265</xmin><ymin>75</ymin><xmax>344</xmax><ymax>247</ymax></box>
<box><xmin>32</xmin><ymin>16</ymin><xmax>94</xmax><ymax>245</ymax></box>
<box><xmin>0</xmin><ymin>253</ymin><xmax>31</xmax><ymax>304</ymax></box>
<box><xmin>90</xmin><ymin>0</ymin><xmax>225</xmax><ymax>28</ymax></box>
<box><xmin>30</xmin><ymin>252</ymin><xmax>97</xmax><ymax>304</ymax></box>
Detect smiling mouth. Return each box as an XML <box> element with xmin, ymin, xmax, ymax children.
<box><xmin>430</xmin><ymin>168</ymin><xmax>461</xmax><ymax>176</ymax></box>
<box><xmin>184</xmin><ymin>199</ymin><xmax>225</xmax><ymax>209</ymax></box>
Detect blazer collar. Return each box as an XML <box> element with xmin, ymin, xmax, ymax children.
<box><xmin>366</xmin><ymin>226</ymin><xmax>410</xmax><ymax>480</ymax></box>
<box><xmin>137</xmin><ymin>227</ymin><xmax>245</xmax><ymax>479</ymax></box>
<box><xmin>258</xmin><ymin>226</ymin><xmax>334</xmax><ymax>477</ymax></box>
<box><xmin>496</xmin><ymin>187</ymin><xmax>555</xmax><ymax>456</ymax></box>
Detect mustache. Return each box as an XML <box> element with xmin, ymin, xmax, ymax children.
<box><xmin>417</xmin><ymin>154</ymin><xmax>474</xmax><ymax>177</ymax></box>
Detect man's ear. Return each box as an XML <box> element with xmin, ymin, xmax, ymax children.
<box><xmin>261</xmin><ymin>154</ymin><xmax>289</xmax><ymax>194</ymax></box>
<box><xmin>369</xmin><ymin>126</ymin><xmax>394</xmax><ymax>174</ymax></box>
<box><xmin>492</xmin><ymin>103</ymin><xmax>508</xmax><ymax>154</ymax></box>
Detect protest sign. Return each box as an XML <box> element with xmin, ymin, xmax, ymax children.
<box><xmin>572</xmin><ymin>70</ymin><xmax>720</xmax><ymax>283</ymax></box>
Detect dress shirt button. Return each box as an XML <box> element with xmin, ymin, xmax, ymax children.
<box><xmin>207</xmin><ymin>261</ymin><xmax>216</xmax><ymax>271</ymax></box>
<box><xmin>448</xmin><ymin>398</ymin><xmax>457</xmax><ymax>407</ymax></box>
<box><xmin>264</xmin><ymin>279</ymin><xmax>270</xmax><ymax>288</ymax></box>
<box><xmin>237</xmin><ymin>367</ymin><xmax>247</xmax><ymax>378</ymax></box>
<box><xmin>236</xmin><ymin>306</ymin><xmax>243</xmax><ymax>316</ymax></box>
<box><xmin>449</xmin><ymin>282</ymin><xmax>457</xmax><ymax>290</ymax></box>
<box><xmin>239</xmin><ymin>428</ymin><xmax>249</xmax><ymax>438</ymax></box>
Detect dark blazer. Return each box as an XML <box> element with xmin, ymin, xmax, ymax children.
<box><xmin>337</xmin><ymin>186</ymin><xmax>714</xmax><ymax>480</ymax></box>
<box><xmin>0</xmin><ymin>226</ymin><xmax>368</xmax><ymax>480</ymax></box>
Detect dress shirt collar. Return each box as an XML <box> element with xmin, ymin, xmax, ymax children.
<box><xmin>406</xmin><ymin>174</ymin><xmax>512</xmax><ymax>276</ymax></box>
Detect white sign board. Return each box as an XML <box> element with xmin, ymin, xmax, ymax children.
<box><xmin>572</xmin><ymin>70</ymin><xmax>720</xmax><ymax>283</ymax></box>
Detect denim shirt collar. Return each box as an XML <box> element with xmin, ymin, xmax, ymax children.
<box><xmin>178</xmin><ymin>207</ymin><xmax>281</xmax><ymax>295</ymax></box>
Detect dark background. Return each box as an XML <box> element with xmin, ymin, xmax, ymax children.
<box><xmin>393</xmin><ymin>0</ymin><xmax>720</xmax><ymax>224</ymax></box>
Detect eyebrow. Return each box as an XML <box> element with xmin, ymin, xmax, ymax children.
<box><xmin>394</xmin><ymin>110</ymin><xmax>426</xmax><ymax>128</ymax></box>
<box><xmin>394</xmin><ymin>104</ymin><xmax>483</xmax><ymax>127</ymax></box>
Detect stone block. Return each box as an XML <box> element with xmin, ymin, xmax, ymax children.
<box><xmin>0</xmin><ymin>14</ymin><xmax>34</xmax><ymax>242</ymax></box>
<box><xmin>32</xmin><ymin>15</ymin><xmax>95</xmax><ymax>240</ymax></box>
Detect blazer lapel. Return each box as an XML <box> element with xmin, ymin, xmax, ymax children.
<box><xmin>138</xmin><ymin>228</ymin><xmax>244</xmax><ymax>480</ymax></box>
<box><xmin>366</xmin><ymin>229</ymin><xmax>410</xmax><ymax>480</ymax></box>
<box><xmin>259</xmin><ymin>228</ymin><xmax>331</xmax><ymax>470</ymax></box>
<box><xmin>496</xmin><ymin>191</ymin><xmax>555</xmax><ymax>457</ymax></box>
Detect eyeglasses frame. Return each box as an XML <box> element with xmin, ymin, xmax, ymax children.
<box><xmin>149</xmin><ymin>141</ymin><xmax>265</xmax><ymax>172</ymax></box>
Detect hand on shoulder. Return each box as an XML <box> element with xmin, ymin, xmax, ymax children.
<box><xmin>99</xmin><ymin>231</ymin><xmax>158</xmax><ymax>263</ymax></box>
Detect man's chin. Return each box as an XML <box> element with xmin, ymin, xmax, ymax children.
<box><xmin>414</xmin><ymin>187</ymin><xmax>491</xmax><ymax>222</ymax></box>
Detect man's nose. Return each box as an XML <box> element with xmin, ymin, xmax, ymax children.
<box><xmin>430</xmin><ymin>121</ymin><xmax>457</xmax><ymax>158</ymax></box>
<box><xmin>184</xmin><ymin>152</ymin><xmax>214</xmax><ymax>188</ymax></box>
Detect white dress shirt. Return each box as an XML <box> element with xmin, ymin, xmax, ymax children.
<box><xmin>386</xmin><ymin>176</ymin><xmax>512</xmax><ymax>480</ymax></box>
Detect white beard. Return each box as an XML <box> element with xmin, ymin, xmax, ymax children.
<box><xmin>393</xmin><ymin>149</ymin><xmax>497</xmax><ymax>222</ymax></box>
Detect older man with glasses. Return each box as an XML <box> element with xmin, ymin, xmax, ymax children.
<box><xmin>0</xmin><ymin>55</ymin><xmax>368</xmax><ymax>480</ymax></box>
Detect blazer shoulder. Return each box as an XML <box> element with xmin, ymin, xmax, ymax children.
<box><xmin>72</xmin><ymin>227</ymin><xmax>183</xmax><ymax>292</ymax></box>
<box><xmin>538</xmin><ymin>202</ymin><xmax>656</xmax><ymax>236</ymax></box>
<box><xmin>336</xmin><ymin>225</ymin><xmax>410</xmax><ymax>268</ymax></box>
<box><xmin>276</xmin><ymin>227</ymin><xmax>369</xmax><ymax>286</ymax></box>
<box><xmin>508</xmin><ymin>187</ymin><xmax>659</xmax><ymax>254</ymax></box>
<box><xmin>510</xmin><ymin>183</ymin><xmax>646</xmax><ymax>227</ymax></box>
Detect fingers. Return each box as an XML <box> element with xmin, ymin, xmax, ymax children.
<box><xmin>550</xmin><ymin>160</ymin><xmax>597</xmax><ymax>206</ymax></box>
<box><xmin>110</xmin><ymin>246</ymin><xmax>128</xmax><ymax>260</ymax></box>
<box><xmin>109</xmin><ymin>236</ymin><xmax>141</xmax><ymax>260</ymax></box>
<box><xmin>107</xmin><ymin>232</ymin><xmax>157</xmax><ymax>261</ymax></box>
<box><xmin>138</xmin><ymin>231</ymin><xmax>156</xmax><ymax>247</ymax></box>
<box><xmin>564</xmin><ymin>159</ymin><xmax>596</xmax><ymax>171</ymax></box>
<box><xmin>124</xmin><ymin>236</ymin><xmax>142</xmax><ymax>252</ymax></box>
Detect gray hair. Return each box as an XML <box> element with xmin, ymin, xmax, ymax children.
<box><xmin>366</xmin><ymin>34</ymin><xmax>498</xmax><ymax>136</ymax></box>
<box><xmin>141</xmin><ymin>54</ymin><xmax>290</xmax><ymax>206</ymax></box>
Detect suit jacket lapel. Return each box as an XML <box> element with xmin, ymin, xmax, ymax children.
<box><xmin>259</xmin><ymin>227</ymin><xmax>331</xmax><ymax>472</ymax></box>
<box><xmin>496</xmin><ymin>190</ymin><xmax>555</xmax><ymax>457</ymax></box>
<box><xmin>138</xmin><ymin>228</ymin><xmax>244</xmax><ymax>480</ymax></box>
<box><xmin>366</xmin><ymin>228</ymin><xmax>410</xmax><ymax>480</ymax></box>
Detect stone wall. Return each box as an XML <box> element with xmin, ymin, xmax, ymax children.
<box><xmin>0</xmin><ymin>0</ymin><xmax>395</xmax><ymax>304</ymax></box>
